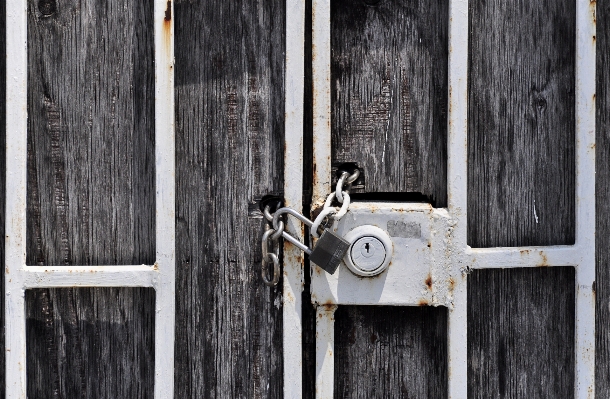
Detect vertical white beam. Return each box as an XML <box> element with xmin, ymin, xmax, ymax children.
<box><xmin>574</xmin><ymin>0</ymin><xmax>596</xmax><ymax>396</ymax></box>
<box><xmin>448</xmin><ymin>277</ymin><xmax>468</xmax><ymax>399</ymax></box>
<box><xmin>5</xmin><ymin>0</ymin><xmax>28</xmax><ymax>397</ymax></box>
<box><xmin>311</xmin><ymin>0</ymin><xmax>332</xmax><ymax>206</ymax></box>
<box><xmin>153</xmin><ymin>0</ymin><xmax>176</xmax><ymax>398</ymax></box>
<box><xmin>284</xmin><ymin>0</ymin><xmax>306</xmax><ymax>398</ymax></box>
<box><xmin>447</xmin><ymin>0</ymin><xmax>469</xmax><ymax>245</ymax></box>
<box><xmin>316</xmin><ymin>305</ymin><xmax>337</xmax><ymax>399</ymax></box>
<box><xmin>447</xmin><ymin>0</ymin><xmax>469</xmax><ymax>397</ymax></box>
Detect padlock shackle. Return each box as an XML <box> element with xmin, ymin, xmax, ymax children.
<box><xmin>272</xmin><ymin>207</ymin><xmax>313</xmax><ymax>255</ymax></box>
<box><xmin>273</xmin><ymin>207</ymin><xmax>314</xmax><ymax>228</ymax></box>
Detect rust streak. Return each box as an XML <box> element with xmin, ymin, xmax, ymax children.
<box><xmin>425</xmin><ymin>274</ymin><xmax>433</xmax><ymax>290</ymax></box>
<box><xmin>537</xmin><ymin>251</ymin><xmax>549</xmax><ymax>267</ymax></box>
<box><xmin>164</xmin><ymin>0</ymin><xmax>172</xmax><ymax>21</ymax></box>
<box><xmin>418</xmin><ymin>299</ymin><xmax>428</xmax><ymax>306</ymax></box>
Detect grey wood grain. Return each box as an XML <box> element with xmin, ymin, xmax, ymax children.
<box><xmin>324</xmin><ymin>1</ymin><xmax>450</xmax><ymax>397</ymax></box>
<box><xmin>330</xmin><ymin>0</ymin><xmax>448</xmax><ymax>206</ymax></box>
<box><xmin>26</xmin><ymin>0</ymin><xmax>155</xmax><ymax>266</ymax></box>
<box><xmin>467</xmin><ymin>0</ymin><xmax>575</xmax><ymax>247</ymax></box>
<box><xmin>26</xmin><ymin>288</ymin><xmax>155</xmax><ymax>398</ymax></box>
<box><xmin>173</xmin><ymin>0</ymin><xmax>285</xmax><ymax>397</ymax></box>
<box><xmin>26</xmin><ymin>288</ymin><xmax>155</xmax><ymax>399</ymax></box>
<box><xmin>596</xmin><ymin>0</ymin><xmax>610</xmax><ymax>395</ymax></box>
<box><xmin>467</xmin><ymin>268</ymin><xmax>575</xmax><ymax>398</ymax></box>
<box><xmin>333</xmin><ymin>306</ymin><xmax>448</xmax><ymax>399</ymax></box>
<box><xmin>24</xmin><ymin>0</ymin><xmax>156</xmax><ymax>396</ymax></box>
<box><xmin>466</xmin><ymin>1</ymin><xmax>578</xmax><ymax>397</ymax></box>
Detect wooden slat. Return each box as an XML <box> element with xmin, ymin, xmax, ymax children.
<box><xmin>467</xmin><ymin>0</ymin><xmax>576</xmax><ymax>248</ymax></box>
<box><xmin>173</xmin><ymin>1</ymin><xmax>285</xmax><ymax>397</ymax></box>
<box><xmin>26</xmin><ymin>288</ymin><xmax>155</xmax><ymax>398</ymax></box>
<box><xmin>467</xmin><ymin>268</ymin><xmax>575</xmax><ymax>398</ymax></box>
<box><xmin>330</xmin><ymin>0</ymin><xmax>448</xmax><ymax>206</ymax></box>
<box><xmin>24</xmin><ymin>0</ymin><xmax>156</xmax><ymax>396</ymax></box>
<box><xmin>26</xmin><ymin>0</ymin><xmax>156</xmax><ymax>266</ymax></box>
<box><xmin>334</xmin><ymin>306</ymin><xmax>448</xmax><ymax>399</ymax></box>
<box><xmin>596</xmin><ymin>0</ymin><xmax>610</xmax><ymax>394</ymax></box>
<box><xmin>322</xmin><ymin>2</ymin><xmax>450</xmax><ymax>397</ymax></box>
<box><xmin>467</xmin><ymin>0</ymin><xmax>578</xmax><ymax>397</ymax></box>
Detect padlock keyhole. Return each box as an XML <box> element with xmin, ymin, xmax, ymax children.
<box><xmin>365</xmin><ymin>243</ymin><xmax>370</xmax><ymax>253</ymax></box>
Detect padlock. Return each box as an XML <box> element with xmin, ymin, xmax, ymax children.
<box><xmin>309</xmin><ymin>229</ymin><xmax>350</xmax><ymax>274</ymax></box>
<box><xmin>270</xmin><ymin>207</ymin><xmax>350</xmax><ymax>275</ymax></box>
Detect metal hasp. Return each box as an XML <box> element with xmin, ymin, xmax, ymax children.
<box><xmin>310</xmin><ymin>1</ymin><xmax>595</xmax><ymax>399</ymax></box>
<box><xmin>5</xmin><ymin>1</ymin><xmax>175</xmax><ymax>397</ymax></box>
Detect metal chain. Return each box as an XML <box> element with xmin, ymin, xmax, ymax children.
<box><xmin>310</xmin><ymin>169</ymin><xmax>359</xmax><ymax>238</ymax></box>
<box><xmin>260</xmin><ymin>168</ymin><xmax>359</xmax><ymax>286</ymax></box>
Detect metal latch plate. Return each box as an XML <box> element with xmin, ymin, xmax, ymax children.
<box><xmin>310</xmin><ymin>202</ymin><xmax>454</xmax><ymax>307</ymax></box>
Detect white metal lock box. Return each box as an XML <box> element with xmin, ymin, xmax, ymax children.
<box><xmin>311</xmin><ymin>202</ymin><xmax>456</xmax><ymax>307</ymax></box>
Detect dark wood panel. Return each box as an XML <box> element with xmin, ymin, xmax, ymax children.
<box><xmin>26</xmin><ymin>288</ymin><xmax>155</xmax><ymax>399</ymax></box>
<box><xmin>467</xmin><ymin>0</ymin><xmax>575</xmax><ymax>247</ymax></box>
<box><xmin>596</xmin><ymin>0</ymin><xmax>610</xmax><ymax>395</ymax></box>
<box><xmin>26</xmin><ymin>0</ymin><xmax>155</xmax><ymax>266</ymax></box>
<box><xmin>467</xmin><ymin>0</ymin><xmax>578</xmax><ymax>396</ymax></box>
<box><xmin>173</xmin><ymin>0</ymin><xmax>285</xmax><ymax>397</ymax></box>
<box><xmin>334</xmin><ymin>306</ymin><xmax>447</xmax><ymax>399</ymax></box>
<box><xmin>24</xmin><ymin>1</ymin><xmax>156</xmax><ymax>396</ymax></box>
<box><xmin>331</xmin><ymin>0</ymin><xmax>448</xmax><ymax>206</ymax></box>
<box><xmin>467</xmin><ymin>268</ymin><xmax>575</xmax><ymax>398</ymax></box>
<box><xmin>0</xmin><ymin>0</ymin><xmax>6</xmax><ymax>394</ymax></box>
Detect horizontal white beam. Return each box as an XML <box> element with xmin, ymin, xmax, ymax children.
<box><xmin>17</xmin><ymin>265</ymin><xmax>158</xmax><ymax>288</ymax></box>
<box><xmin>467</xmin><ymin>245</ymin><xmax>581</xmax><ymax>269</ymax></box>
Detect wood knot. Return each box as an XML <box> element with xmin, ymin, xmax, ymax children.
<box><xmin>38</xmin><ymin>0</ymin><xmax>57</xmax><ymax>17</ymax></box>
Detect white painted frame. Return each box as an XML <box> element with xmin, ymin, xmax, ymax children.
<box><xmin>5</xmin><ymin>1</ymin><xmax>175</xmax><ymax>398</ymax></box>
<box><xmin>283</xmin><ymin>0</ymin><xmax>306</xmax><ymax>398</ymax></box>
<box><xmin>309</xmin><ymin>0</ymin><xmax>596</xmax><ymax>398</ymax></box>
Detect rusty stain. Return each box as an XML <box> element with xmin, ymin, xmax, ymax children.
<box><xmin>520</xmin><ymin>249</ymin><xmax>531</xmax><ymax>255</ymax></box>
<box><xmin>418</xmin><ymin>299</ymin><xmax>429</xmax><ymax>306</ymax></box>
<box><xmin>5</xmin><ymin>267</ymin><xmax>8</xmax><ymax>274</ymax></box>
<box><xmin>448</xmin><ymin>277</ymin><xmax>455</xmax><ymax>292</ymax></box>
<box><xmin>164</xmin><ymin>1</ymin><xmax>172</xmax><ymax>21</ymax></box>
<box><xmin>537</xmin><ymin>251</ymin><xmax>548</xmax><ymax>267</ymax></box>
<box><xmin>153</xmin><ymin>262</ymin><xmax>159</xmax><ymax>270</ymax></box>
<box><xmin>425</xmin><ymin>274</ymin><xmax>433</xmax><ymax>290</ymax></box>
<box><xmin>286</xmin><ymin>291</ymin><xmax>295</xmax><ymax>302</ymax></box>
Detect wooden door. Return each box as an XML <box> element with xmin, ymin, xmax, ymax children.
<box><xmin>1</xmin><ymin>0</ymin><xmax>610</xmax><ymax>398</ymax></box>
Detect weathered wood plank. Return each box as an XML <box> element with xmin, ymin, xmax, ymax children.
<box><xmin>467</xmin><ymin>0</ymin><xmax>575</xmax><ymax>247</ymax></box>
<box><xmin>596</xmin><ymin>0</ymin><xmax>610</xmax><ymax>395</ymax></box>
<box><xmin>467</xmin><ymin>268</ymin><xmax>575</xmax><ymax>398</ymax></box>
<box><xmin>26</xmin><ymin>0</ymin><xmax>155</xmax><ymax>266</ymax></box>
<box><xmin>467</xmin><ymin>0</ymin><xmax>578</xmax><ymax>397</ymax></box>
<box><xmin>24</xmin><ymin>0</ymin><xmax>156</xmax><ymax>396</ymax></box>
<box><xmin>173</xmin><ymin>0</ymin><xmax>285</xmax><ymax>397</ymax></box>
<box><xmin>331</xmin><ymin>0</ymin><xmax>448</xmax><ymax>206</ymax></box>
<box><xmin>333</xmin><ymin>306</ymin><xmax>448</xmax><ymax>399</ymax></box>
<box><xmin>324</xmin><ymin>1</ymin><xmax>450</xmax><ymax>397</ymax></box>
<box><xmin>26</xmin><ymin>288</ymin><xmax>155</xmax><ymax>399</ymax></box>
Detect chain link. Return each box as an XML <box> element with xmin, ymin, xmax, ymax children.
<box><xmin>260</xmin><ymin>169</ymin><xmax>359</xmax><ymax>286</ymax></box>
